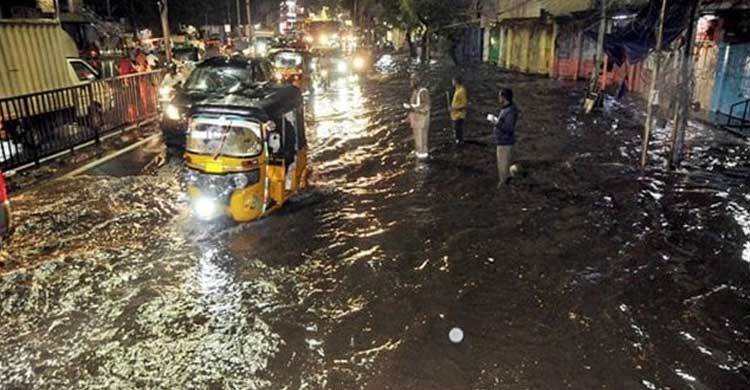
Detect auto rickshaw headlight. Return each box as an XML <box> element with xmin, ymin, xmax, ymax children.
<box><xmin>165</xmin><ymin>104</ymin><xmax>181</xmax><ymax>120</ymax></box>
<box><xmin>193</xmin><ymin>197</ymin><xmax>218</xmax><ymax>220</ymax></box>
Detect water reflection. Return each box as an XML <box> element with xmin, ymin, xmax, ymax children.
<box><xmin>728</xmin><ymin>201</ymin><xmax>750</xmax><ymax>263</ymax></box>
<box><xmin>1</xmin><ymin>60</ymin><xmax>750</xmax><ymax>389</ymax></box>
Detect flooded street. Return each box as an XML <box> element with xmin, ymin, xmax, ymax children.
<box><xmin>1</xmin><ymin>58</ymin><xmax>749</xmax><ymax>389</ymax></box>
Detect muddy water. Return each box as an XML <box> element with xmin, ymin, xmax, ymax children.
<box><xmin>1</xmin><ymin>58</ymin><xmax>749</xmax><ymax>389</ymax></box>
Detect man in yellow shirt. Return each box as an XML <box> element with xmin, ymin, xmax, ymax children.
<box><xmin>450</xmin><ymin>76</ymin><xmax>468</xmax><ymax>144</ymax></box>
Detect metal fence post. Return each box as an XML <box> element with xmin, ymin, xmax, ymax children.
<box><xmin>20</xmin><ymin>97</ymin><xmax>39</xmax><ymax>165</ymax></box>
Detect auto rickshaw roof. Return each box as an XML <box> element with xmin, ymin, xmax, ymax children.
<box><xmin>191</xmin><ymin>84</ymin><xmax>302</xmax><ymax>122</ymax></box>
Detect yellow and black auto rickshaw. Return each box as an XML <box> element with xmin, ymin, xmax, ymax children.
<box><xmin>269</xmin><ymin>48</ymin><xmax>310</xmax><ymax>90</ymax></box>
<box><xmin>183</xmin><ymin>85</ymin><xmax>309</xmax><ymax>222</ymax></box>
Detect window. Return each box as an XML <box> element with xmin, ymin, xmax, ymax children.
<box><xmin>70</xmin><ymin>61</ymin><xmax>97</xmax><ymax>82</ymax></box>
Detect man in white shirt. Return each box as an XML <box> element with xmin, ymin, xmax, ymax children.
<box><xmin>404</xmin><ymin>76</ymin><xmax>431</xmax><ymax>159</ymax></box>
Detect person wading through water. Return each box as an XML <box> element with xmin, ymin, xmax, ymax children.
<box><xmin>450</xmin><ymin>76</ymin><xmax>468</xmax><ymax>144</ymax></box>
<box><xmin>404</xmin><ymin>76</ymin><xmax>431</xmax><ymax>159</ymax></box>
<box><xmin>487</xmin><ymin>88</ymin><xmax>518</xmax><ymax>188</ymax></box>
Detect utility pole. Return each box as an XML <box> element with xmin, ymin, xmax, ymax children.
<box><xmin>354</xmin><ymin>0</ymin><xmax>359</xmax><ymax>27</ymax></box>
<box><xmin>640</xmin><ymin>0</ymin><xmax>668</xmax><ymax>168</ymax></box>
<box><xmin>159</xmin><ymin>0</ymin><xmax>172</xmax><ymax>63</ymax></box>
<box><xmin>129</xmin><ymin>0</ymin><xmax>137</xmax><ymax>40</ymax></box>
<box><xmin>53</xmin><ymin>0</ymin><xmax>60</xmax><ymax>21</ymax></box>
<box><xmin>245</xmin><ymin>0</ymin><xmax>253</xmax><ymax>39</ymax></box>
<box><xmin>236</xmin><ymin>0</ymin><xmax>241</xmax><ymax>34</ymax></box>
<box><xmin>667</xmin><ymin>0</ymin><xmax>699</xmax><ymax>169</ymax></box>
<box><xmin>106</xmin><ymin>0</ymin><xmax>112</xmax><ymax>19</ymax></box>
<box><xmin>584</xmin><ymin>0</ymin><xmax>606</xmax><ymax>113</ymax></box>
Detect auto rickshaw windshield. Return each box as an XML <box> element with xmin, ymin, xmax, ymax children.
<box><xmin>186</xmin><ymin>117</ymin><xmax>263</xmax><ymax>157</ymax></box>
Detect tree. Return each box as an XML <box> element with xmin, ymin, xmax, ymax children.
<box><xmin>400</xmin><ymin>0</ymin><xmax>470</xmax><ymax>61</ymax></box>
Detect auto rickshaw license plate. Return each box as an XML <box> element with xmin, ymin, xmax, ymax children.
<box><xmin>204</xmin><ymin>162</ymin><xmax>223</xmax><ymax>173</ymax></box>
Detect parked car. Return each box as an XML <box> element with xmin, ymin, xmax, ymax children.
<box><xmin>0</xmin><ymin>19</ymin><xmax>114</xmax><ymax>159</ymax></box>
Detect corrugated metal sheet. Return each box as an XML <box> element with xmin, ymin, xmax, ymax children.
<box><xmin>694</xmin><ymin>42</ymin><xmax>719</xmax><ymax>111</ymax></box>
<box><xmin>0</xmin><ymin>19</ymin><xmax>77</xmax><ymax>98</ymax></box>
<box><xmin>497</xmin><ymin>0</ymin><xmax>649</xmax><ymax>19</ymax></box>
<box><xmin>499</xmin><ymin>20</ymin><xmax>554</xmax><ymax>74</ymax></box>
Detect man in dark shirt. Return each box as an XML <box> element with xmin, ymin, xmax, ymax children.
<box><xmin>487</xmin><ymin>88</ymin><xmax>518</xmax><ymax>187</ymax></box>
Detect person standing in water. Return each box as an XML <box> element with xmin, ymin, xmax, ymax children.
<box><xmin>450</xmin><ymin>76</ymin><xmax>468</xmax><ymax>144</ymax></box>
<box><xmin>487</xmin><ymin>88</ymin><xmax>518</xmax><ymax>188</ymax></box>
<box><xmin>404</xmin><ymin>76</ymin><xmax>431</xmax><ymax>159</ymax></box>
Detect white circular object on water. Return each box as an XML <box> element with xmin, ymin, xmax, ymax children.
<box><xmin>449</xmin><ymin>327</ymin><xmax>464</xmax><ymax>343</ymax></box>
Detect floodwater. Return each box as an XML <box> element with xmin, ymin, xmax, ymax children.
<box><xmin>1</xmin><ymin>57</ymin><xmax>749</xmax><ymax>389</ymax></box>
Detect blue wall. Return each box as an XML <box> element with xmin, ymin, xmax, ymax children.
<box><xmin>711</xmin><ymin>42</ymin><xmax>750</xmax><ymax>117</ymax></box>
<box><xmin>455</xmin><ymin>27</ymin><xmax>484</xmax><ymax>66</ymax></box>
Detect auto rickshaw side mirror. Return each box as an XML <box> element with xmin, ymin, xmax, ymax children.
<box><xmin>268</xmin><ymin>132</ymin><xmax>281</xmax><ymax>154</ymax></box>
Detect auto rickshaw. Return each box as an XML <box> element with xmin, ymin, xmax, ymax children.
<box><xmin>269</xmin><ymin>49</ymin><xmax>310</xmax><ymax>90</ymax></box>
<box><xmin>183</xmin><ymin>85</ymin><xmax>309</xmax><ymax>222</ymax></box>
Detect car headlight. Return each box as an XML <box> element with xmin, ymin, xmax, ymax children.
<box><xmin>232</xmin><ymin>173</ymin><xmax>249</xmax><ymax>188</ymax></box>
<box><xmin>165</xmin><ymin>104</ymin><xmax>181</xmax><ymax>120</ymax></box>
<box><xmin>337</xmin><ymin>61</ymin><xmax>348</xmax><ymax>73</ymax></box>
<box><xmin>353</xmin><ymin>56</ymin><xmax>365</xmax><ymax>70</ymax></box>
<box><xmin>193</xmin><ymin>196</ymin><xmax>218</xmax><ymax>220</ymax></box>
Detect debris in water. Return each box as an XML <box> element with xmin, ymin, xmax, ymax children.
<box><xmin>449</xmin><ymin>327</ymin><xmax>464</xmax><ymax>344</ymax></box>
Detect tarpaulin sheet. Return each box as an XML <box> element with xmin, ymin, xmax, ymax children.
<box><xmin>594</xmin><ymin>0</ymin><xmax>696</xmax><ymax>65</ymax></box>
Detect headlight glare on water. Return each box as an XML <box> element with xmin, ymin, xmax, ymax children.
<box><xmin>232</xmin><ymin>174</ymin><xmax>249</xmax><ymax>189</ymax></box>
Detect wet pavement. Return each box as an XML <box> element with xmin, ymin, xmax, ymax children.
<box><xmin>1</xmin><ymin>57</ymin><xmax>749</xmax><ymax>389</ymax></box>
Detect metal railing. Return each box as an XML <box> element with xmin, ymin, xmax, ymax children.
<box><xmin>726</xmin><ymin>98</ymin><xmax>750</xmax><ymax>130</ymax></box>
<box><xmin>0</xmin><ymin>70</ymin><xmax>163</xmax><ymax>171</ymax></box>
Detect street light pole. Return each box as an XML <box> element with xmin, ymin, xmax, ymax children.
<box><xmin>667</xmin><ymin>0</ymin><xmax>699</xmax><ymax>168</ymax></box>
<box><xmin>245</xmin><ymin>0</ymin><xmax>253</xmax><ymax>39</ymax></box>
<box><xmin>640</xmin><ymin>0</ymin><xmax>668</xmax><ymax>168</ymax></box>
<box><xmin>236</xmin><ymin>0</ymin><xmax>241</xmax><ymax>34</ymax></box>
<box><xmin>584</xmin><ymin>0</ymin><xmax>606</xmax><ymax>113</ymax></box>
<box><xmin>159</xmin><ymin>0</ymin><xmax>172</xmax><ymax>63</ymax></box>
